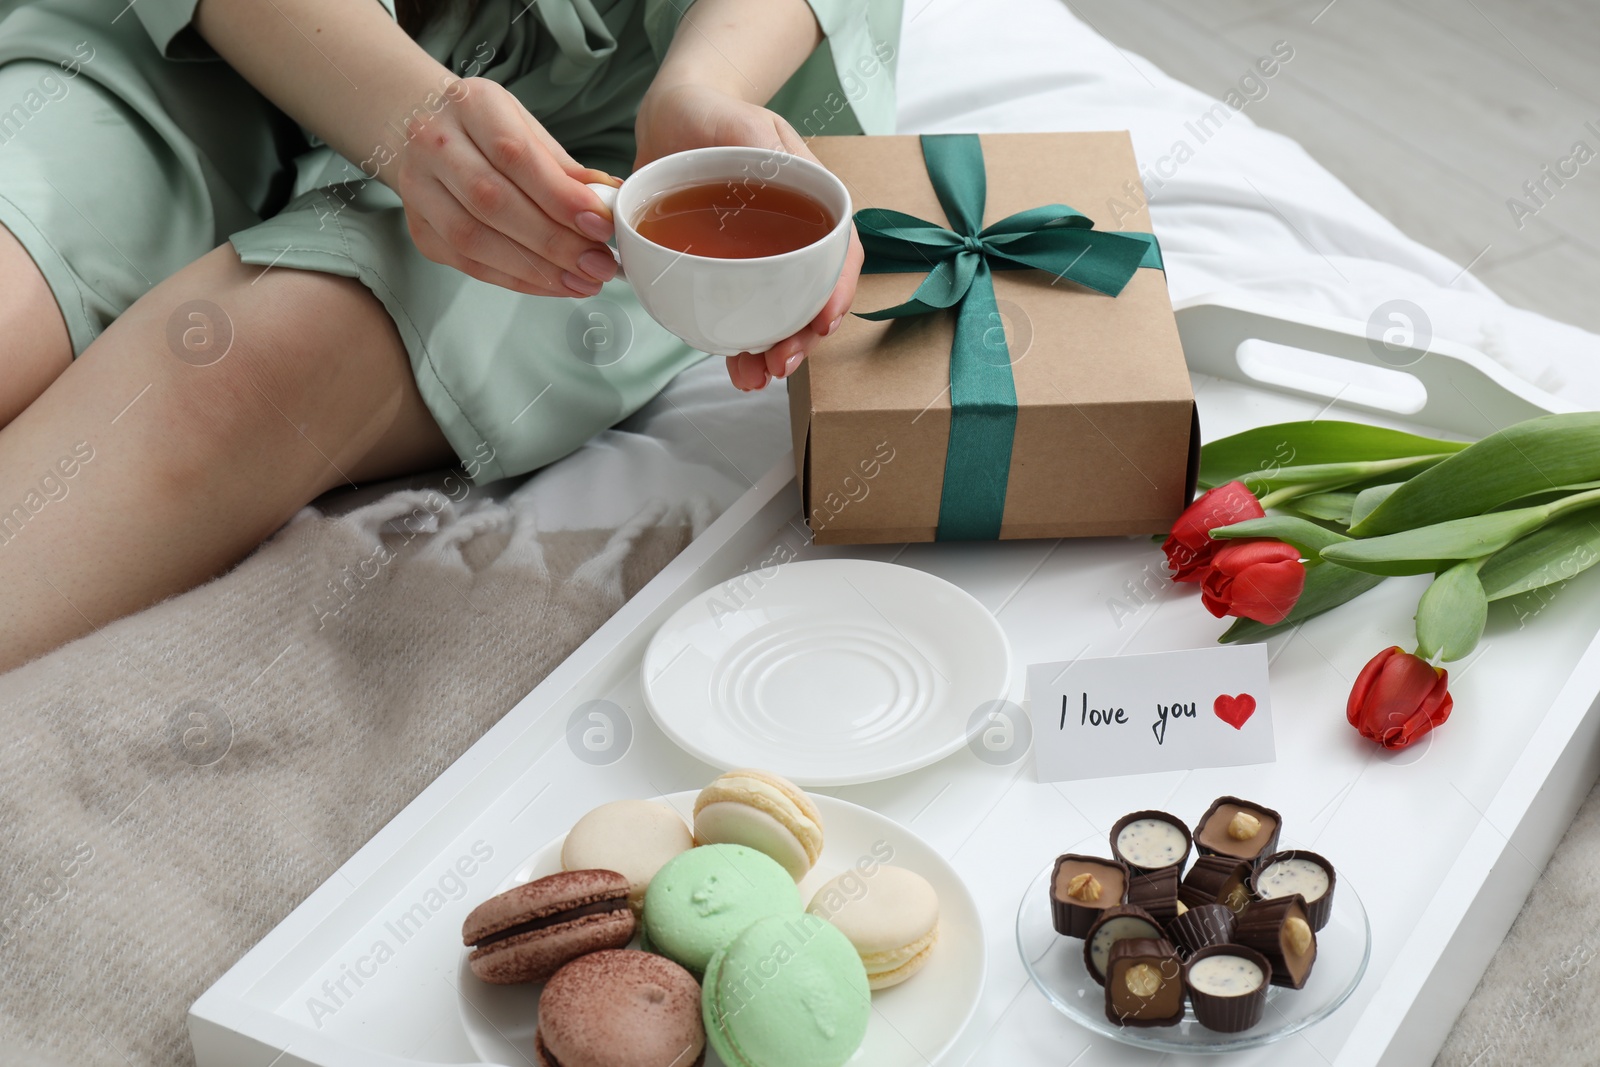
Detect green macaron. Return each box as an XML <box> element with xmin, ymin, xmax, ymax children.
<box><xmin>642</xmin><ymin>844</ymin><xmax>801</xmax><ymax>977</ymax></box>
<box><xmin>702</xmin><ymin>913</ymin><xmax>871</xmax><ymax>1067</ymax></box>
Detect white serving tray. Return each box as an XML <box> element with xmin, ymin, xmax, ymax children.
<box><xmin>190</xmin><ymin>293</ymin><xmax>1600</xmax><ymax>1067</ymax></box>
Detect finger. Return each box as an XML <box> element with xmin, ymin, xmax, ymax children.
<box><xmin>436</xmin><ymin>165</ymin><xmax>614</xmax><ymax>282</ymax></box>
<box><xmin>463</xmin><ymin>91</ymin><xmax>612</xmax><ymax>238</ymax></box>
<box><xmin>727</xmin><ymin>352</ymin><xmax>770</xmax><ymax>391</ymax></box>
<box><xmin>808</xmin><ymin>226</ymin><xmax>863</xmax><ymax>335</ymax></box>
<box><xmin>423</xmin><ymin>172</ymin><xmax>609</xmax><ymax>290</ymax></box>
<box><xmin>409</xmin><ymin>211</ymin><xmax>591</xmax><ymax>298</ymax></box>
<box><xmin>764</xmin><ymin>334</ymin><xmax>809</xmax><ymax>379</ymax></box>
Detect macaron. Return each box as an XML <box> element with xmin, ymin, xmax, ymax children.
<box><xmin>535</xmin><ymin>949</ymin><xmax>705</xmax><ymax>1067</ymax></box>
<box><xmin>562</xmin><ymin>799</ymin><xmax>695</xmax><ymax>912</ymax></box>
<box><xmin>693</xmin><ymin>769</ymin><xmax>824</xmax><ymax>880</ymax></box>
<box><xmin>807</xmin><ymin>865</ymin><xmax>940</xmax><ymax>990</ymax></box>
<box><xmin>462</xmin><ymin>869</ymin><xmax>634</xmax><ymax>985</ymax></box>
<box><xmin>642</xmin><ymin>844</ymin><xmax>801</xmax><ymax>977</ymax></box>
<box><xmin>702</xmin><ymin>913</ymin><xmax>871</xmax><ymax>1067</ymax></box>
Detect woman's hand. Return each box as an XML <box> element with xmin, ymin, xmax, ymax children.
<box><xmin>635</xmin><ymin>82</ymin><xmax>862</xmax><ymax>391</ymax></box>
<box><xmin>395</xmin><ymin>77</ymin><xmax>624</xmax><ymax>298</ymax></box>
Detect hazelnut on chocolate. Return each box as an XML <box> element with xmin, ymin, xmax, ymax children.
<box><xmin>1083</xmin><ymin>904</ymin><xmax>1164</xmax><ymax>986</ymax></box>
<box><xmin>1104</xmin><ymin>938</ymin><xmax>1185</xmax><ymax>1028</ymax></box>
<box><xmin>1193</xmin><ymin>796</ymin><xmax>1282</xmax><ymax>862</ymax></box>
<box><xmin>1050</xmin><ymin>854</ymin><xmax>1129</xmax><ymax>938</ymax></box>
<box><xmin>1234</xmin><ymin>894</ymin><xmax>1318</xmax><ymax>989</ymax></box>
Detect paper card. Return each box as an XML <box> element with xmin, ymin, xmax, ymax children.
<box><xmin>1027</xmin><ymin>645</ymin><xmax>1276</xmax><ymax>783</ymax></box>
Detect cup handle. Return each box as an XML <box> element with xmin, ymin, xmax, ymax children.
<box><xmin>585</xmin><ymin>182</ymin><xmax>625</xmax><ymax>280</ymax></box>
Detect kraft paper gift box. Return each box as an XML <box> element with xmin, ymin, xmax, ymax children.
<box><xmin>789</xmin><ymin>132</ymin><xmax>1198</xmax><ymax>544</ymax></box>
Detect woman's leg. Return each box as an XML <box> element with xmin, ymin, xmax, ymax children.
<box><xmin>0</xmin><ymin>224</ymin><xmax>72</xmax><ymax>426</ymax></box>
<box><xmin>0</xmin><ymin>243</ymin><xmax>454</xmax><ymax>671</ymax></box>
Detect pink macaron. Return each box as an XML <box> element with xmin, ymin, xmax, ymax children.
<box><xmin>462</xmin><ymin>869</ymin><xmax>635</xmax><ymax>985</ymax></box>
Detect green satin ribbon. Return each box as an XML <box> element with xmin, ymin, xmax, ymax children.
<box><xmin>854</xmin><ymin>133</ymin><xmax>1165</xmax><ymax>540</ymax></box>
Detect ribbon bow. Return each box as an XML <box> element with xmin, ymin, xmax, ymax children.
<box><xmin>853</xmin><ymin>133</ymin><xmax>1164</xmax><ymax>540</ymax></box>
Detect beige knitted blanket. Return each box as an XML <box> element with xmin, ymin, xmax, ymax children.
<box><xmin>0</xmin><ymin>488</ymin><xmax>697</xmax><ymax>1067</ymax></box>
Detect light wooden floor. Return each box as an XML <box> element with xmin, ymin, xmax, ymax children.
<box><xmin>1066</xmin><ymin>0</ymin><xmax>1600</xmax><ymax>333</ymax></box>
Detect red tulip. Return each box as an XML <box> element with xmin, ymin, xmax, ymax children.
<box><xmin>1164</xmin><ymin>482</ymin><xmax>1266</xmax><ymax>582</ymax></box>
<box><xmin>1199</xmin><ymin>540</ymin><xmax>1305</xmax><ymax>624</ymax></box>
<box><xmin>1347</xmin><ymin>646</ymin><xmax>1452</xmax><ymax>750</ymax></box>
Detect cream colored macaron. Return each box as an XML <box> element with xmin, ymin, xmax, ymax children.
<box><xmin>808</xmin><ymin>865</ymin><xmax>940</xmax><ymax>990</ymax></box>
<box><xmin>561</xmin><ymin>799</ymin><xmax>694</xmax><ymax>912</ymax></box>
<box><xmin>692</xmin><ymin>769</ymin><xmax>824</xmax><ymax>880</ymax></box>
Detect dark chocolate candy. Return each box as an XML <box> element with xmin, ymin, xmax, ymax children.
<box><xmin>1234</xmin><ymin>894</ymin><xmax>1317</xmax><ymax>989</ymax></box>
<box><xmin>1109</xmin><ymin>810</ymin><xmax>1193</xmax><ymax>874</ymax></box>
<box><xmin>1082</xmin><ymin>904</ymin><xmax>1164</xmax><ymax>986</ymax></box>
<box><xmin>1050</xmin><ymin>854</ymin><xmax>1130</xmax><ymax>938</ymax></box>
<box><xmin>1104</xmin><ymin>937</ymin><xmax>1185</xmax><ymax>1028</ymax></box>
<box><xmin>1178</xmin><ymin>854</ymin><xmax>1254</xmax><ymax>915</ymax></box>
<box><xmin>1193</xmin><ymin>795</ymin><xmax>1283</xmax><ymax>862</ymax></box>
<box><xmin>1127</xmin><ymin>867</ymin><xmax>1180</xmax><ymax>925</ymax></box>
<box><xmin>1184</xmin><ymin>944</ymin><xmax>1272</xmax><ymax>1033</ymax></box>
<box><xmin>1165</xmin><ymin>902</ymin><xmax>1236</xmax><ymax>958</ymax></box>
<box><xmin>1251</xmin><ymin>849</ymin><xmax>1336</xmax><ymax>932</ymax></box>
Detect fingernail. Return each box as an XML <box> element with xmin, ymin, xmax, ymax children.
<box><xmin>576</xmin><ymin>211</ymin><xmax>612</xmax><ymax>241</ymax></box>
<box><xmin>578</xmin><ymin>249</ymin><xmax>616</xmax><ymax>282</ymax></box>
<box><xmin>825</xmin><ymin>315</ymin><xmax>842</xmax><ymax>336</ymax></box>
<box><xmin>756</xmin><ymin>370</ymin><xmax>771</xmax><ymax>390</ymax></box>
<box><xmin>783</xmin><ymin>352</ymin><xmax>802</xmax><ymax>376</ymax></box>
<box><xmin>562</xmin><ymin>271</ymin><xmax>602</xmax><ymax>296</ymax></box>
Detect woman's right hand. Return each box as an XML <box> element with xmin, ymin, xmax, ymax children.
<box><xmin>394</xmin><ymin>77</ymin><xmax>621</xmax><ymax>298</ymax></box>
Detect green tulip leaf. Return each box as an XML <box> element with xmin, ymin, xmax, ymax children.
<box><xmin>1415</xmin><ymin>561</ymin><xmax>1488</xmax><ymax>661</ymax></box>
<box><xmin>1320</xmin><ymin>507</ymin><xmax>1552</xmax><ymax>575</ymax></box>
<box><xmin>1479</xmin><ymin>510</ymin><xmax>1600</xmax><ymax>601</ymax></box>
<box><xmin>1219</xmin><ymin>561</ymin><xmax>1387</xmax><ymax>643</ymax></box>
<box><xmin>1494</xmin><ymin>478</ymin><xmax>1600</xmax><ymax>512</ymax></box>
<box><xmin>1351</xmin><ymin>413</ymin><xmax>1600</xmax><ymax>536</ymax></box>
<box><xmin>1199</xmin><ymin>421</ymin><xmax>1470</xmax><ymax>489</ymax></box>
<box><xmin>1211</xmin><ymin>516</ymin><xmax>1350</xmax><ymax>556</ymax></box>
<box><xmin>1240</xmin><ymin>455</ymin><xmax>1453</xmax><ymax>495</ymax></box>
<box><xmin>1349</xmin><ymin>483</ymin><xmax>1403</xmax><ymax>528</ymax></box>
<box><xmin>1282</xmin><ymin>492</ymin><xmax>1358</xmax><ymax>525</ymax></box>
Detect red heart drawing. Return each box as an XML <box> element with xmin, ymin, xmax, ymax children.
<box><xmin>1214</xmin><ymin>693</ymin><xmax>1257</xmax><ymax>730</ymax></box>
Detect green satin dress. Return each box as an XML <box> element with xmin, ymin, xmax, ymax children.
<box><xmin>0</xmin><ymin>0</ymin><xmax>900</xmax><ymax>482</ymax></box>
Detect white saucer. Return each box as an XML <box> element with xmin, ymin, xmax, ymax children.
<box><xmin>639</xmin><ymin>559</ymin><xmax>1012</xmax><ymax>785</ymax></box>
<box><xmin>456</xmin><ymin>791</ymin><xmax>986</xmax><ymax>1066</ymax></box>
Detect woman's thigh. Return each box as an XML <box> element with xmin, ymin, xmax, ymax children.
<box><xmin>0</xmin><ymin>243</ymin><xmax>452</xmax><ymax>671</ymax></box>
<box><xmin>0</xmin><ymin>221</ymin><xmax>69</xmax><ymax>425</ymax></box>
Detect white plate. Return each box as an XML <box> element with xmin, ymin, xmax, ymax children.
<box><xmin>639</xmin><ymin>559</ymin><xmax>1012</xmax><ymax>786</ymax></box>
<box><xmin>1015</xmin><ymin>858</ymin><xmax>1371</xmax><ymax>1052</ymax></box>
<box><xmin>457</xmin><ymin>791</ymin><xmax>985</xmax><ymax>1066</ymax></box>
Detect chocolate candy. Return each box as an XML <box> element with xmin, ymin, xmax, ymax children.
<box><xmin>1104</xmin><ymin>937</ymin><xmax>1185</xmax><ymax>1027</ymax></box>
<box><xmin>1178</xmin><ymin>854</ymin><xmax>1254</xmax><ymax>915</ymax></box>
<box><xmin>1165</xmin><ymin>902</ymin><xmax>1236</xmax><ymax>959</ymax></box>
<box><xmin>1049</xmin><ymin>854</ymin><xmax>1130</xmax><ymax>938</ymax></box>
<box><xmin>1184</xmin><ymin>944</ymin><xmax>1272</xmax><ymax>1032</ymax></box>
<box><xmin>1127</xmin><ymin>866</ymin><xmax>1180</xmax><ymax>925</ymax></box>
<box><xmin>1082</xmin><ymin>904</ymin><xmax>1164</xmax><ymax>986</ymax></box>
<box><xmin>1234</xmin><ymin>894</ymin><xmax>1317</xmax><ymax>989</ymax></box>
<box><xmin>1252</xmin><ymin>849</ymin><xmax>1336</xmax><ymax>932</ymax></box>
<box><xmin>1193</xmin><ymin>795</ymin><xmax>1282</xmax><ymax>862</ymax></box>
<box><xmin>1109</xmin><ymin>810</ymin><xmax>1192</xmax><ymax>874</ymax></box>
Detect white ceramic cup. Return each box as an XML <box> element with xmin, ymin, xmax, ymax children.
<box><xmin>585</xmin><ymin>147</ymin><xmax>852</xmax><ymax>356</ymax></box>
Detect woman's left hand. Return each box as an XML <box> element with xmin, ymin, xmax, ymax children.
<box><xmin>634</xmin><ymin>83</ymin><xmax>861</xmax><ymax>391</ymax></box>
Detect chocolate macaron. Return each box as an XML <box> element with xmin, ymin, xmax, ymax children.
<box><xmin>463</xmin><ymin>869</ymin><xmax>635</xmax><ymax>985</ymax></box>
<box><xmin>536</xmin><ymin>949</ymin><xmax>705</xmax><ymax>1067</ymax></box>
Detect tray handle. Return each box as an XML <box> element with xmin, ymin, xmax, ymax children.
<box><xmin>1173</xmin><ymin>292</ymin><xmax>1573</xmax><ymax>438</ymax></box>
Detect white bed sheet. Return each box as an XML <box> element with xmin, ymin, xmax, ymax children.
<box><xmin>474</xmin><ymin>0</ymin><xmax>1598</xmax><ymax>537</ymax></box>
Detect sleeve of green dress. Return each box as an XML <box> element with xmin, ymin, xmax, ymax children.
<box><xmin>131</xmin><ymin>0</ymin><xmax>400</xmax><ymax>61</ymax></box>
<box><xmin>644</xmin><ymin>0</ymin><xmax>903</xmax><ymax>137</ymax></box>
